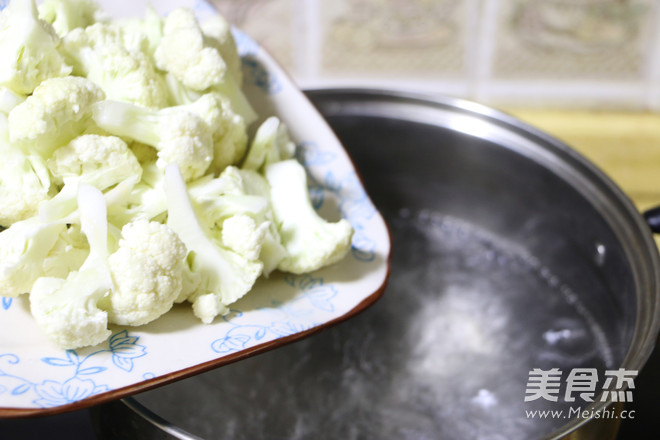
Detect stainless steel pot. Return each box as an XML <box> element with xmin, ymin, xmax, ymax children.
<box><xmin>92</xmin><ymin>89</ymin><xmax>660</xmax><ymax>440</ymax></box>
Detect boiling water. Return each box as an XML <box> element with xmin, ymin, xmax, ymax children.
<box><xmin>136</xmin><ymin>209</ymin><xmax>614</xmax><ymax>440</ymax></box>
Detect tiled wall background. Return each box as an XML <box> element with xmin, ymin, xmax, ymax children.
<box><xmin>210</xmin><ymin>0</ymin><xmax>660</xmax><ymax>110</ymax></box>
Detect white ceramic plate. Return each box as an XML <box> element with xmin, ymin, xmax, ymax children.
<box><xmin>0</xmin><ymin>0</ymin><xmax>390</xmax><ymax>416</ymax></box>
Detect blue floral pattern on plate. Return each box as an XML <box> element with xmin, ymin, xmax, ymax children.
<box><xmin>0</xmin><ymin>0</ymin><xmax>390</xmax><ymax>414</ymax></box>
<box><xmin>211</xmin><ymin>273</ymin><xmax>337</xmax><ymax>355</ymax></box>
<box><xmin>0</xmin><ymin>331</ymin><xmax>145</xmax><ymax>408</ymax></box>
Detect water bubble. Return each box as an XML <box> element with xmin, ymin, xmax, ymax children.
<box><xmin>471</xmin><ymin>389</ymin><xmax>498</xmax><ymax>409</ymax></box>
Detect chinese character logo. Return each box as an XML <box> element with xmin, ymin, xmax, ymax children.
<box><xmin>600</xmin><ymin>368</ymin><xmax>636</xmax><ymax>403</ymax></box>
<box><xmin>565</xmin><ymin>368</ymin><xmax>598</xmax><ymax>402</ymax></box>
<box><xmin>524</xmin><ymin>368</ymin><xmax>562</xmax><ymax>402</ymax></box>
<box><xmin>524</xmin><ymin>368</ymin><xmax>637</xmax><ymax>403</ymax></box>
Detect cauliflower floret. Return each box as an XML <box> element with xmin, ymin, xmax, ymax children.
<box><xmin>106</xmin><ymin>171</ymin><xmax>168</xmax><ymax>227</ymax></box>
<box><xmin>39</xmin><ymin>134</ymin><xmax>142</xmax><ymax>223</ymax></box>
<box><xmin>116</xmin><ymin>5</ymin><xmax>163</xmax><ymax>57</ymax></box>
<box><xmin>31</xmin><ymin>269</ymin><xmax>110</xmax><ymax>349</ymax></box>
<box><xmin>163</xmin><ymin>72</ymin><xmax>202</xmax><ymax>107</ymax></box>
<box><xmin>0</xmin><ymin>0</ymin><xmax>72</xmax><ymax>95</ymax></box>
<box><xmin>221</xmin><ymin>215</ymin><xmax>268</xmax><ymax>261</ymax></box>
<box><xmin>190</xmin><ymin>293</ymin><xmax>225</xmax><ymax>326</ymax></box>
<box><xmin>30</xmin><ymin>183</ymin><xmax>113</xmax><ymax>349</ymax></box>
<box><xmin>0</xmin><ymin>112</ymin><xmax>52</xmax><ymax>227</ymax></box>
<box><xmin>242</xmin><ymin>116</ymin><xmax>295</xmax><ymax>171</ymax></box>
<box><xmin>187</xmin><ymin>166</ymin><xmax>287</xmax><ymax>276</ymax></box>
<box><xmin>42</xmin><ymin>224</ymin><xmax>89</xmax><ymax>278</ymax></box>
<box><xmin>265</xmin><ymin>159</ymin><xmax>353</xmax><ymax>274</ymax></box>
<box><xmin>201</xmin><ymin>14</ymin><xmax>242</xmax><ymax>88</ymax></box>
<box><xmin>0</xmin><ymin>218</ymin><xmax>66</xmax><ymax>297</ymax></box>
<box><xmin>212</xmin><ymin>108</ymin><xmax>248</xmax><ymax>173</ymax></box>
<box><xmin>104</xmin><ymin>145</ymin><xmax>168</xmax><ymax>227</ymax></box>
<box><xmin>48</xmin><ymin>134</ymin><xmax>142</xmax><ymax>188</ymax></box>
<box><xmin>236</xmin><ymin>169</ymin><xmax>288</xmax><ymax>276</ymax></box>
<box><xmin>0</xmin><ymin>0</ymin><xmax>357</xmax><ymax>346</ymax></box>
<box><xmin>165</xmin><ymin>164</ymin><xmax>263</xmax><ymax>324</ymax></box>
<box><xmin>154</xmin><ymin>8</ymin><xmax>256</xmax><ymax>126</ymax></box>
<box><xmin>154</xmin><ymin>8</ymin><xmax>226</xmax><ymax>92</ymax></box>
<box><xmin>0</xmin><ymin>128</ymin><xmax>92</xmax><ymax>298</ymax></box>
<box><xmin>187</xmin><ymin>167</ymin><xmax>268</xmax><ymax>228</ymax></box>
<box><xmin>183</xmin><ymin>92</ymin><xmax>248</xmax><ymax>173</ymax></box>
<box><xmin>38</xmin><ymin>0</ymin><xmax>103</xmax><ymax>37</ymax></box>
<box><xmin>92</xmin><ymin>99</ymin><xmax>213</xmax><ymax>181</ymax></box>
<box><xmin>62</xmin><ymin>22</ymin><xmax>168</xmax><ymax>108</ymax></box>
<box><xmin>186</xmin><ymin>167</ymin><xmax>287</xmax><ymax>275</ymax></box>
<box><xmin>8</xmin><ymin>76</ymin><xmax>105</xmax><ymax>156</ymax></box>
<box><xmin>0</xmin><ymin>146</ymin><xmax>52</xmax><ymax>227</ymax></box>
<box><xmin>102</xmin><ymin>219</ymin><xmax>187</xmax><ymax>326</ymax></box>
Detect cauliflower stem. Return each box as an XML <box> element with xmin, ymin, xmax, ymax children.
<box><xmin>29</xmin><ymin>183</ymin><xmax>113</xmax><ymax>349</ymax></box>
<box><xmin>265</xmin><ymin>159</ymin><xmax>354</xmax><ymax>274</ymax></box>
<box><xmin>92</xmin><ymin>99</ymin><xmax>213</xmax><ymax>181</ymax></box>
<box><xmin>165</xmin><ymin>164</ymin><xmax>263</xmax><ymax>324</ymax></box>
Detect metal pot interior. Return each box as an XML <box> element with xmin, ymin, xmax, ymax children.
<box><xmin>114</xmin><ymin>90</ymin><xmax>660</xmax><ymax>440</ymax></box>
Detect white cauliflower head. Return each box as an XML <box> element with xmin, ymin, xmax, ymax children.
<box><xmin>92</xmin><ymin>99</ymin><xmax>214</xmax><ymax>181</ymax></box>
<box><xmin>0</xmin><ymin>218</ymin><xmax>65</xmax><ymax>297</ymax></box>
<box><xmin>104</xmin><ymin>219</ymin><xmax>187</xmax><ymax>326</ymax></box>
<box><xmin>29</xmin><ymin>184</ymin><xmax>114</xmax><ymax>349</ymax></box>
<box><xmin>48</xmin><ymin>134</ymin><xmax>142</xmax><ymax>189</ymax></box>
<box><xmin>221</xmin><ymin>214</ymin><xmax>269</xmax><ymax>261</ymax></box>
<box><xmin>62</xmin><ymin>22</ymin><xmax>168</xmax><ymax>108</ymax></box>
<box><xmin>201</xmin><ymin>14</ymin><xmax>242</xmax><ymax>88</ymax></box>
<box><xmin>188</xmin><ymin>166</ymin><xmax>286</xmax><ymax>277</ymax></box>
<box><xmin>8</xmin><ymin>76</ymin><xmax>105</xmax><ymax>156</ymax></box>
<box><xmin>155</xmin><ymin>111</ymin><xmax>214</xmax><ymax>181</ymax></box>
<box><xmin>38</xmin><ymin>0</ymin><xmax>103</xmax><ymax>37</ymax></box>
<box><xmin>115</xmin><ymin>4</ymin><xmax>163</xmax><ymax>57</ymax></box>
<box><xmin>184</xmin><ymin>92</ymin><xmax>247</xmax><ymax>173</ymax></box>
<box><xmin>0</xmin><ymin>143</ymin><xmax>52</xmax><ymax>227</ymax></box>
<box><xmin>30</xmin><ymin>268</ymin><xmax>111</xmax><ymax>349</ymax></box>
<box><xmin>242</xmin><ymin>117</ymin><xmax>295</xmax><ymax>171</ymax></box>
<box><xmin>154</xmin><ymin>7</ymin><xmax>226</xmax><ymax>91</ymax></box>
<box><xmin>165</xmin><ymin>164</ymin><xmax>263</xmax><ymax>324</ymax></box>
<box><xmin>0</xmin><ymin>0</ymin><xmax>72</xmax><ymax>95</ymax></box>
